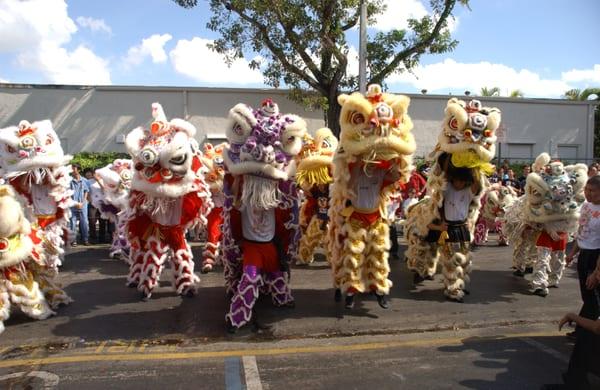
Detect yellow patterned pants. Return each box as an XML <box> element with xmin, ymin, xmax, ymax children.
<box><xmin>332</xmin><ymin>217</ymin><xmax>392</xmax><ymax>295</ymax></box>
<box><xmin>298</xmin><ymin>216</ymin><xmax>327</xmax><ymax>264</ymax></box>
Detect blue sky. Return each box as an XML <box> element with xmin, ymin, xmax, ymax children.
<box><xmin>0</xmin><ymin>0</ymin><xmax>598</xmax><ymax>98</ymax></box>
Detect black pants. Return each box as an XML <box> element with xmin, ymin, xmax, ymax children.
<box><xmin>577</xmin><ymin>248</ymin><xmax>600</xmax><ymax>321</ymax></box>
<box><xmin>389</xmin><ymin>224</ymin><xmax>399</xmax><ymax>255</ymax></box>
<box><xmin>564</xmin><ymin>327</ymin><xmax>600</xmax><ymax>389</ymax></box>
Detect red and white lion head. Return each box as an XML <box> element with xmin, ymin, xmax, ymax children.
<box><xmin>126</xmin><ymin>103</ymin><xmax>204</xmax><ymax>198</ymax></box>
<box><xmin>0</xmin><ymin>120</ymin><xmax>71</xmax><ymax>176</ymax></box>
<box><xmin>94</xmin><ymin>159</ymin><xmax>133</xmax><ymax>210</ymax></box>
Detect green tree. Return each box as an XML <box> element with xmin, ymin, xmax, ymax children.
<box><xmin>479</xmin><ymin>86</ymin><xmax>500</xmax><ymax>97</ymax></box>
<box><xmin>563</xmin><ymin>88</ymin><xmax>600</xmax><ymax>159</ymax></box>
<box><xmin>174</xmin><ymin>0</ymin><xmax>468</xmax><ymax>136</ymax></box>
<box><xmin>508</xmin><ymin>89</ymin><xmax>524</xmax><ymax>98</ymax></box>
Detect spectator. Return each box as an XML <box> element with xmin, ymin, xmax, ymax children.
<box><xmin>565</xmin><ymin>175</ymin><xmax>600</xmax><ymax>339</ymax></box>
<box><xmin>517</xmin><ymin>164</ymin><xmax>531</xmax><ymax>194</ymax></box>
<box><xmin>588</xmin><ymin>163</ymin><xmax>598</xmax><ymax>177</ymax></box>
<box><xmin>401</xmin><ymin>169</ymin><xmax>427</xmax><ymax>200</ymax></box>
<box><xmin>84</xmin><ymin>168</ymin><xmax>100</xmax><ymax>243</ymax></box>
<box><xmin>541</xmin><ymin>309</ymin><xmax>600</xmax><ymax>389</ymax></box>
<box><xmin>503</xmin><ymin>168</ymin><xmax>518</xmax><ymax>190</ymax></box>
<box><xmin>70</xmin><ymin>164</ymin><xmax>90</xmax><ymax>246</ymax></box>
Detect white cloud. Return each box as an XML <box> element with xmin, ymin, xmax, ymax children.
<box><xmin>372</xmin><ymin>0</ymin><xmax>458</xmax><ymax>33</ymax></box>
<box><xmin>169</xmin><ymin>37</ymin><xmax>263</xmax><ymax>84</ymax></box>
<box><xmin>0</xmin><ymin>0</ymin><xmax>111</xmax><ymax>85</ymax></box>
<box><xmin>346</xmin><ymin>46</ymin><xmax>360</xmax><ymax>78</ymax></box>
<box><xmin>76</xmin><ymin>16</ymin><xmax>112</xmax><ymax>35</ymax></box>
<box><xmin>123</xmin><ymin>34</ymin><xmax>173</xmax><ymax>68</ymax></box>
<box><xmin>387</xmin><ymin>59</ymin><xmax>572</xmax><ymax>97</ymax></box>
<box><xmin>18</xmin><ymin>43</ymin><xmax>111</xmax><ymax>85</ymax></box>
<box><xmin>0</xmin><ymin>77</ymin><xmax>8</xmax><ymax>83</ymax></box>
<box><xmin>0</xmin><ymin>0</ymin><xmax>76</xmax><ymax>52</ymax></box>
<box><xmin>562</xmin><ymin>64</ymin><xmax>600</xmax><ymax>84</ymax></box>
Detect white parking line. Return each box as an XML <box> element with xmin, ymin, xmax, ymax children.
<box><xmin>521</xmin><ymin>337</ymin><xmax>570</xmax><ymax>364</ymax></box>
<box><xmin>242</xmin><ymin>355</ymin><xmax>263</xmax><ymax>390</ymax></box>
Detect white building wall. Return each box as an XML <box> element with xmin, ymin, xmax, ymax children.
<box><xmin>0</xmin><ymin>84</ymin><xmax>596</xmax><ymax>163</ymax></box>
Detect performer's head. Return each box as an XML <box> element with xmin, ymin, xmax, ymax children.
<box><xmin>447</xmin><ymin>167</ymin><xmax>473</xmax><ymax>190</ymax></box>
<box><xmin>585</xmin><ymin>175</ymin><xmax>600</xmax><ymax>205</ymax></box>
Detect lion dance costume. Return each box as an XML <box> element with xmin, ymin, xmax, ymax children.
<box><xmin>90</xmin><ymin>159</ymin><xmax>133</xmax><ymax>262</ymax></box>
<box><xmin>503</xmin><ymin>153</ymin><xmax>587</xmax><ymax>296</ymax></box>
<box><xmin>200</xmin><ymin>142</ymin><xmax>226</xmax><ymax>273</ymax></box>
<box><xmin>295</xmin><ymin>128</ymin><xmax>338</xmax><ymax>265</ymax></box>
<box><xmin>124</xmin><ymin>103</ymin><xmax>212</xmax><ymax>299</ymax></box>
<box><xmin>0</xmin><ymin>120</ymin><xmax>73</xmax><ymax>271</ymax></box>
<box><xmin>222</xmin><ymin>98</ymin><xmax>306</xmax><ymax>331</ymax></box>
<box><xmin>0</xmin><ymin>185</ymin><xmax>72</xmax><ymax>333</ymax></box>
<box><xmin>473</xmin><ymin>184</ymin><xmax>518</xmax><ymax>246</ymax></box>
<box><xmin>405</xmin><ymin>98</ymin><xmax>500</xmax><ymax>302</ymax></box>
<box><xmin>328</xmin><ymin>85</ymin><xmax>416</xmax><ymax>309</ymax></box>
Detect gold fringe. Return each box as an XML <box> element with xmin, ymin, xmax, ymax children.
<box><xmin>296</xmin><ymin>166</ymin><xmax>332</xmax><ymax>187</ymax></box>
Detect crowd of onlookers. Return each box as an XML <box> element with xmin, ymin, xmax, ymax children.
<box><xmin>69</xmin><ymin>164</ymin><xmax>114</xmax><ymax>247</ymax></box>
<box><xmin>489</xmin><ymin>159</ymin><xmax>600</xmax><ymax>196</ymax></box>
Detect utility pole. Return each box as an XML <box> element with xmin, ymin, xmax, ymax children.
<box><xmin>359</xmin><ymin>0</ymin><xmax>367</xmax><ymax>93</ymax></box>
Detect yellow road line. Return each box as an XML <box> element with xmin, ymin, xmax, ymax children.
<box><xmin>0</xmin><ymin>330</ymin><xmax>558</xmax><ymax>369</ymax></box>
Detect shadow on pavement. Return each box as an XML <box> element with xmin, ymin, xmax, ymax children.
<box><xmin>437</xmin><ymin>335</ymin><xmax>570</xmax><ymax>389</ymax></box>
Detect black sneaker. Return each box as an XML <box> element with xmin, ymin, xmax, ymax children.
<box><xmin>375</xmin><ymin>293</ymin><xmax>390</xmax><ymax>309</ymax></box>
<box><xmin>334</xmin><ymin>288</ymin><xmax>342</xmax><ymax>302</ymax></box>
<box><xmin>513</xmin><ymin>269</ymin><xmax>525</xmax><ymax>277</ymax></box>
<box><xmin>525</xmin><ymin>267</ymin><xmax>534</xmax><ymax>274</ymax></box>
<box><xmin>71</xmin><ymin>242</ymin><xmax>78</xmax><ymax>247</ymax></box>
<box><xmin>345</xmin><ymin>295</ymin><xmax>354</xmax><ymax>309</ymax></box>
<box><xmin>226</xmin><ymin>319</ymin><xmax>237</xmax><ymax>334</ymax></box>
<box><xmin>413</xmin><ymin>273</ymin><xmax>426</xmax><ymax>285</ymax></box>
<box><xmin>565</xmin><ymin>331</ymin><xmax>577</xmax><ymax>341</ymax></box>
<box><xmin>446</xmin><ymin>295</ymin><xmax>464</xmax><ymax>303</ymax></box>
<box><xmin>83</xmin><ymin>241</ymin><xmax>91</xmax><ymax>246</ymax></box>
<box><xmin>532</xmin><ymin>288</ymin><xmax>548</xmax><ymax>297</ymax></box>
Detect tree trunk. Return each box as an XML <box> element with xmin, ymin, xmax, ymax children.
<box><xmin>326</xmin><ymin>90</ymin><xmax>342</xmax><ymax>138</ymax></box>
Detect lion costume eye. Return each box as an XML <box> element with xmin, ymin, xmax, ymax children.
<box><xmin>375</xmin><ymin>103</ymin><xmax>393</xmax><ymax>121</ymax></box>
<box><xmin>139</xmin><ymin>148</ymin><xmax>158</xmax><ymax>166</ymax></box>
<box><xmin>6</xmin><ymin>145</ymin><xmax>15</xmax><ymax>153</ymax></box>
<box><xmin>280</xmin><ymin>132</ymin><xmax>302</xmax><ymax>156</ymax></box>
<box><xmin>169</xmin><ymin>154</ymin><xmax>187</xmax><ymax>165</ymax></box>
<box><xmin>321</xmin><ymin>139</ymin><xmax>331</xmax><ymax>149</ymax></box>
<box><xmin>351</xmin><ymin>112</ymin><xmax>365</xmax><ymax>125</ymax></box>
<box><xmin>45</xmin><ymin>135</ymin><xmax>54</xmax><ymax>146</ymax></box>
<box><xmin>448</xmin><ymin>117</ymin><xmax>459</xmax><ymax>131</ymax></box>
<box><xmin>20</xmin><ymin>135</ymin><xmax>37</xmax><ymax>149</ymax></box>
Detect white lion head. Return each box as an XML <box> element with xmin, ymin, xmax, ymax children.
<box><xmin>126</xmin><ymin>103</ymin><xmax>203</xmax><ymax>198</ymax></box>
<box><xmin>0</xmin><ymin>120</ymin><xmax>71</xmax><ymax>175</ymax></box>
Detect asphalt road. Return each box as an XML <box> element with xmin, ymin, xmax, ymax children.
<box><xmin>0</xmin><ymin>234</ymin><xmax>594</xmax><ymax>389</ymax></box>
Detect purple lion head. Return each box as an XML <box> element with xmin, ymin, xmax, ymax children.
<box><xmin>223</xmin><ymin>99</ymin><xmax>307</xmax><ymax>181</ymax></box>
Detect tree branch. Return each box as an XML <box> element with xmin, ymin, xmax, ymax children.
<box><xmin>271</xmin><ymin>2</ymin><xmax>325</xmax><ymax>83</ymax></box>
<box><xmin>369</xmin><ymin>0</ymin><xmax>457</xmax><ymax>85</ymax></box>
<box><xmin>222</xmin><ymin>1</ymin><xmax>326</xmax><ymax>94</ymax></box>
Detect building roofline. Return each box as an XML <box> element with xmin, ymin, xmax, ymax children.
<box><xmin>1</xmin><ymin>83</ymin><xmax>598</xmax><ymax>106</ymax></box>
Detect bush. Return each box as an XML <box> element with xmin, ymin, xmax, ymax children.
<box><xmin>71</xmin><ymin>152</ymin><xmax>130</xmax><ymax>170</ymax></box>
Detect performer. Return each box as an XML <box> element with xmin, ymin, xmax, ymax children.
<box><xmin>0</xmin><ymin>119</ymin><xmax>73</xmax><ymax>271</ymax></box>
<box><xmin>199</xmin><ymin>142</ymin><xmax>227</xmax><ymax>273</ymax></box>
<box><xmin>473</xmin><ymin>183</ymin><xmax>518</xmax><ymax>246</ymax></box>
<box><xmin>222</xmin><ymin>98</ymin><xmax>306</xmax><ymax>332</ymax></box>
<box><xmin>90</xmin><ymin>159</ymin><xmax>133</xmax><ymax>262</ymax></box>
<box><xmin>124</xmin><ymin>103</ymin><xmax>212</xmax><ymax>299</ymax></box>
<box><xmin>328</xmin><ymin>84</ymin><xmax>416</xmax><ymax>309</ymax></box>
<box><xmin>405</xmin><ymin>98</ymin><xmax>501</xmax><ymax>302</ymax></box>
<box><xmin>295</xmin><ymin>128</ymin><xmax>338</xmax><ymax>265</ymax></box>
<box><xmin>0</xmin><ymin>185</ymin><xmax>70</xmax><ymax>333</ymax></box>
<box><xmin>520</xmin><ymin>154</ymin><xmax>586</xmax><ymax>296</ymax></box>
